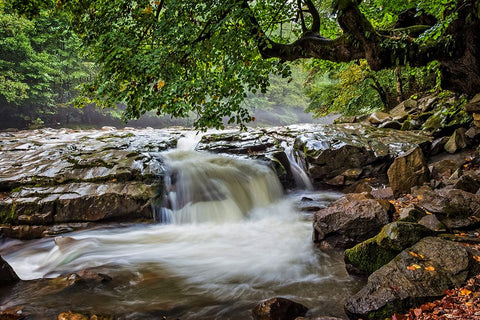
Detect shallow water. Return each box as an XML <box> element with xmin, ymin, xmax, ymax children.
<box><xmin>0</xmin><ymin>149</ymin><xmax>364</xmax><ymax>319</ymax></box>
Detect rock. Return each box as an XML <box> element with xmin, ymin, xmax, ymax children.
<box><xmin>453</xmin><ymin>171</ymin><xmax>480</xmax><ymax>193</ymax></box>
<box><xmin>398</xmin><ymin>204</ymin><xmax>426</xmax><ymax>222</ymax></box>
<box><xmin>313</xmin><ymin>193</ymin><xmax>394</xmax><ymax>249</ymax></box>
<box><xmin>422</xmin><ymin>109</ymin><xmax>448</xmax><ymax>133</ymax></box>
<box><xmin>370</xmin><ymin>187</ymin><xmax>394</xmax><ymax>199</ymax></box>
<box><xmin>418</xmin><ymin>214</ymin><xmax>447</xmax><ymax>232</ymax></box>
<box><xmin>344</xmin><ymin>222</ymin><xmax>434</xmax><ymax>275</ymax></box>
<box><xmin>378</xmin><ymin>121</ymin><xmax>402</xmax><ymax>130</ymax></box>
<box><xmin>444</xmin><ymin>128</ymin><xmax>467</xmax><ymax>153</ymax></box>
<box><xmin>345</xmin><ymin>237</ymin><xmax>480</xmax><ymax>320</ymax></box>
<box><xmin>252</xmin><ymin>297</ymin><xmax>308</xmax><ymax>320</ymax></box>
<box><xmin>387</xmin><ymin>147</ymin><xmax>430</xmax><ymax>196</ymax></box>
<box><xmin>389</xmin><ymin>99</ymin><xmax>418</xmax><ymax>121</ymax></box>
<box><xmin>333</xmin><ymin>116</ymin><xmax>356</xmax><ymax>124</ymax></box>
<box><xmin>0</xmin><ymin>256</ymin><xmax>20</xmax><ymax>286</ymax></box>
<box><xmin>429</xmin><ymin>136</ymin><xmax>449</xmax><ymax>156</ymax></box>
<box><xmin>464</xmin><ymin>93</ymin><xmax>480</xmax><ymax>113</ymax></box>
<box><xmin>295</xmin><ymin>124</ymin><xmax>431</xmax><ymax>186</ymax></box>
<box><xmin>418</xmin><ymin>188</ymin><xmax>480</xmax><ymax>229</ymax></box>
<box><xmin>465</xmin><ymin>126</ymin><xmax>480</xmax><ymax>140</ymax></box>
<box><xmin>369</xmin><ymin>112</ymin><xmax>392</xmax><ymax>125</ymax></box>
<box><xmin>428</xmin><ymin>159</ymin><xmax>461</xmax><ymax>180</ymax></box>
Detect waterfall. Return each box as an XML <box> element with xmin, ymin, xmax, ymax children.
<box><xmin>281</xmin><ymin>141</ymin><xmax>313</xmax><ymax>190</ymax></box>
<box><xmin>154</xmin><ymin>150</ymin><xmax>284</xmax><ymax>224</ymax></box>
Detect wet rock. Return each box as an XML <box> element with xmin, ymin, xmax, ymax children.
<box><xmin>428</xmin><ymin>159</ymin><xmax>461</xmax><ymax>180</ymax></box>
<box><xmin>295</xmin><ymin>124</ymin><xmax>431</xmax><ymax>186</ymax></box>
<box><xmin>369</xmin><ymin>112</ymin><xmax>392</xmax><ymax>125</ymax></box>
<box><xmin>418</xmin><ymin>214</ymin><xmax>447</xmax><ymax>232</ymax></box>
<box><xmin>387</xmin><ymin>147</ymin><xmax>430</xmax><ymax>196</ymax></box>
<box><xmin>418</xmin><ymin>188</ymin><xmax>480</xmax><ymax>229</ymax></box>
<box><xmin>378</xmin><ymin>121</ymin><xmax>402</xmax><ymax>130</ymax></box>
<box><xmin>345</xmin><ymin>237</ymin><xmax>480</xmax><ymax>320</ymax></box>
<box><xmin>465</xmin><ymin>126</ymin><xmax>480</xmax><ymax>140</ymax></box>
<box><xmin>344</xmin><ymin>222</ymin><xmax>434</xmax><ymax>275</ymax></box>
<box><xmin>313</xmin><ymin>193</ymin><xmax>394</xmax><ymax>249</ymax></box>
<box><xmin>0</xmin><ymin>255</ymin><xmax>19</xmax><ymax>286</ymax></box>
<box><xmin>452</xmin><ymin>171</ymin><xmax>480</xmax><ymax>193</ymax></box>
<box><xmin>252</xmin><ymin>297</ymin><xmax>308</xmax><ymax>320</ymax></box>
<box><xmin>444</xmin><ymin>128</ymin><xmax>467</xmax><ymax>153</ymax></box>
<box><xmin>429</xmin><ymin>136</ymin><xmax>450</xmax><ymax>156</ymax></box>
<box><xmin>333</xmin><ymin>115</ymin><xmax>356</xmax><ymax>124</ymax></box>
<box><xmin>398</xmin><ymin>204</ymin><xmax>426</xmax><ymax>222</ymax></box>
<box><xmin>389</xmin><ymin>99</ymin><xmax>418</xmax><ymax>121</ymax></box>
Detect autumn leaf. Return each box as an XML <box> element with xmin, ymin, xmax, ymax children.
<box><xmin>407</xmin><ymin>264</ymin><xmax>421</xmax><ymax>271</ymax></box>
<box><xmin>409</xmin><ymin>251</ymin><xmax>419</xmax><ymax>258</ymax></box>
<box><xmin>460</xmin><ymin>288</ymin><xmax>472</xmax><ymax>296</ymax></box>
<box><xmin>472</xmin><ymin>255</ymin><xmax>480</xmax><ymax>262</ymax></box>
<box><xmin>157</xmin><ymin>79</ymin><xmax>165</xmax><ymax>88</ymax></box>
<box><xmin>425</xmin><ymin>266</ymin><xmax>435</xmax><ymax>271</ymax></box>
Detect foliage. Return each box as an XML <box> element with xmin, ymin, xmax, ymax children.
<box><xmin>6</xmin><ymin>0</ymin><xmax>479</xmax><ymax>128</ymax></box>
<box><xmin>304</xmin><ymin>59</ymin><xmax>439</xmax><ymax>117</ymax></box>
<box><xmin>0</xmin><ymin>6</ymin><xmax>94</xmax><ymax>128</ymax></box>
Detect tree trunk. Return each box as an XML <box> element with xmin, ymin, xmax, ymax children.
<box><xmin>395</xmin><ymin>67</ymin><xmax>403</xmax><ymax>103</ymax></box>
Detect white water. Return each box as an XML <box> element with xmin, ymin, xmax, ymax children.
<box><xmin>1</xmin><ymin>135</ymin><xmax>363</xmax><ymax>319</ymax></box>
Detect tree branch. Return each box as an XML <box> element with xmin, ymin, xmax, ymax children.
<box><xmin>304</xmin><ymin>0</ymin><xmax>320</xmax><ymax>33</ymax></box>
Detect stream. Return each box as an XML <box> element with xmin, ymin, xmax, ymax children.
<box><xmin>0</xmin><ymin>132</ymin><xmax>365</xmax><ymax>319</ymax></box>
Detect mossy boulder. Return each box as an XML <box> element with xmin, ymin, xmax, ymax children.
<box><xmin>344</xmin><ymin>222</ymin><xmax>434</xmax><ymax>275</ymax></box>
<box><xmin>345</xmin><ymin>237</ymin><xmax>480</xmax><ymax>320</ymax></box>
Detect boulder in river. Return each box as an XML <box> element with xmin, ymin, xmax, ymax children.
<box><xmin>345</xmin><ymin>237</ymin><xmax>480</xmax><ymax>319</ymax></box>
<box><xmin>313</xmin><ymin>193</ymin><xmax>394</xmax><ymax>249</ymax></box>
<box><xmin>294</xmin><ymin>124</ymin><xmax>431</xmax><ymax>186</ymax></box>
<box><xmin>0</xmin><ymin>255</ymin><xmax>19</xmax><ymax>286</ymax></box>
<box><xmin>252</xmin><ymin>297</ymin><xmax>308</xmax><ymax>320</ymax></box>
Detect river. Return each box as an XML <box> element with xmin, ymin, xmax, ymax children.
<box><xmin>0</xmin><ymin>131</ymin><xmax>364</xmax><ymax>319</ymax></box>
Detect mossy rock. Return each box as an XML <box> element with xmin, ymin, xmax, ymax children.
<box><xmin>344</xmin><ymin>221</ymin><xmax>434</xmax><ymax>275</ymax></box>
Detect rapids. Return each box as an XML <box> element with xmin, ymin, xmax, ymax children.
<box><xmin>0</xmin><ymin>132</ymin><xmax>364</xmax><ymax>319</ymax></box>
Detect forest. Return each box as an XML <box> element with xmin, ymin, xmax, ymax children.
<box><xmin>2</xmin><ymin>0</ymin><xmax>478</xmax><ymax>129</ymax></box>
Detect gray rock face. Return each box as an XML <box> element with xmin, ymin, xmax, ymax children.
<box><xmin>252</xmin><ymin>297</ymin><xmax>308</xmax><ymax>320</ymax></box>
<box><xmin>294</xmin><ymin>124</ymin><xmax>431</xmax><ymax>186</ymax></box>
<box><xmin>345</xmin><ymin>237</ymin><xmax>480</xmax><ymax>319</ymax></box>
<box><xmin>387</xmin><ymin>146</ymin><xmax>430</xmax><ymax>196</ymax></box>
<box><xmin>0</xmin><ymin>128</ymin><xmax>181</xmax><ymax>238</ymax></box>
<box><xmin>313</xmin><ymin>193</ymin><xmax>394</xmax><ymax>249</ymax></box>
<box><xmin>417</xmin><ymin>188</ymin><xmax>480</xmax><ymax>229</ymax></box>
<box><xmin>0</xmin><ymin>256</ymin><xmax>19</xmax><ymax>286</ymax></box>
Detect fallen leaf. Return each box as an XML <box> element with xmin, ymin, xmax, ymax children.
<box><xmin>425</xmin><ymin>266</ymin><xmax>435</xmax><ymax>271</ymax></box>
<box><xmin>461</xmin><ymin>288</ymin><xmax>472</xmax><ymax>296</ymax></box>
<box><xmin>409</xmin><ymin>251</ymin><xmax>419</xmax><ymax>258</ymax></box>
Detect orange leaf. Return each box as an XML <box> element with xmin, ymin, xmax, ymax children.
<box><xmin>407</xmin><ymin>265</ymin><xmax>416</xmax><ymax>271</ymax></box>
<box><xmin>461</xmin><ymin>288</ymin><xmax>472</xmax><ymax>296</ymax></box>
<box><xmin>409</xmin><ymin>251</ymin><xmax>419</xmax><ymax>258</ymax></box>
<box><xmin>425</xmin><ymin>266</ymin><xmax>435</xmax><ymax>272</ymax></box>
<box><xmin>474</xmin><ymin>255</ymin><xmax>480</xmax><ymax>262</ymax></box>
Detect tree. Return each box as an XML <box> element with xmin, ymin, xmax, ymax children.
<box><xmin>13</xmin><ymin>0</ymin><xmax>480</xmax><ymax>128</ymax></box>
<box><xmin>0</xmin><ymin>5</ymin><xmax>94</xmax><ymax>128</ymax></box>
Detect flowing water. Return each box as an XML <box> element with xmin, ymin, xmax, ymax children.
<box><xmin>0</xmin><ymin>134</ymin><xmax>364</xmax><ymax>319</ymax></box>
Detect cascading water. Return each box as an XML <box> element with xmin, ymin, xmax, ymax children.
<box><xmin>0</xmin><ymin>132</ymin><xmax>364</xmax><ymax>319</ymax></box>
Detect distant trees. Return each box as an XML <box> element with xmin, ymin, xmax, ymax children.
<box><xmin>0</xmin><ymin>6</ymin><xmax>94</xmax><ymax>128</ymax></box>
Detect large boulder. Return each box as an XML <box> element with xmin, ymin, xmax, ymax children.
<box><xmin>444</xmin><ymin>128</ymin><xmax>467</xmax><ymax>153</ymax></box>
<box><xmin>0</xmin><ymin>256</ymin><xmax>19</xmax><ymax>286</ymax></box>
<box><xmin>313</xmin><ymin>193</ymin><xmax>394</xmax><ymax>249</ymax></box>
<box><xmin>345</xmin><ymin>237</ymin><xmax>480</xmax><ymax>320</ymax></box>
<box><xmin>252</xmin><ymin>297</ymin><xmax>308</xmax><ymax>320</ymax></box>
<box><xmin>387</xmin><ymin>146</ymin><xmax>430</xmax><ymax>196</ymax></box>
<box><xmin>344</xmin><ymin>222</ymin><xmax>434</xmax><ymax>275</ymax></box>
<box><xmin>417</xmin><ymin>187</ymin><xmax>480</xmax><ymax>229</ymax></box>
<box><xmin>295</xmin><ymin>124</ymin><xmax>431</xmax><ymax>186</ymax></box>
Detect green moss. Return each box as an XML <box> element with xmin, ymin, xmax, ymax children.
<box><xmin>0</xmin><ymin>202</ymin><xmax>17</xmax><ymax>224</ymax></box>
<box><xmin>345</xmin><ymin>237</ymin><xmax>399</xmax><ymax>275</ymax></box>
